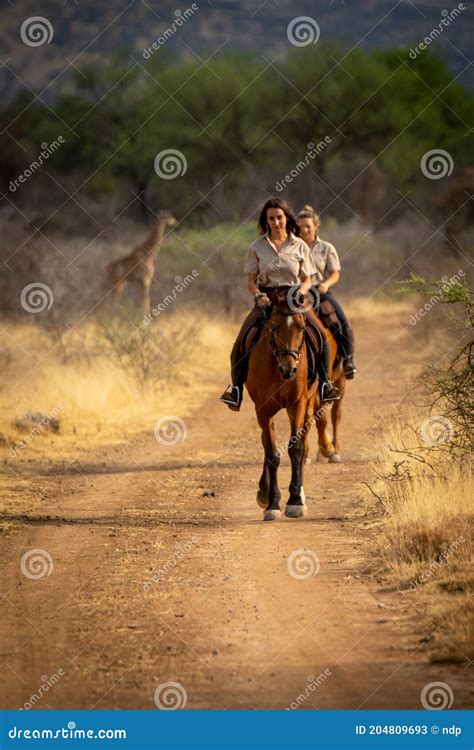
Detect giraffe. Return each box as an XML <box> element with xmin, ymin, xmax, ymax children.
<box><xmin>106</xmin><ymin>210</ymin><xmax>177</xmax><ymax>313</ymax></box>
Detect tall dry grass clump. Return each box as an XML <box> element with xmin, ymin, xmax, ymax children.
<box><xmin>0</xmin><ymin>311</ymin><xmax>233</xmax><ymax>461</ymax></box>
<box><xmin>370</xmin><ymin>274</ymin><xmax>472</xmax><ymax>663</ymax></box>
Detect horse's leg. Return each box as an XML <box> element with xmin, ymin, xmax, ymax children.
<box><xmin>257</xmin><ymin>411</ymin><xmax>282</xmax><ymax>521</ymax></box>
<box><xmin>285</xmin><ymin>400</ymin><xmax>311</xmax><ymax>518</ymax></box>
<box><xmin>330</xmin><ymin>375</ymin><xmax>345</xmax><ymax>463</ymax></box>
<box><xmin>257</xmin><ymin>431</ymin><xmax>270</xmax><ymax>508</ymax></box>
<box><xmin>315</xmin><ymin>402</ymin><xmax>336</xmax><ymax>461</ymax></box>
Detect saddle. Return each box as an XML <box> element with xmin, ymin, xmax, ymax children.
<box><xmin>317</xmin><ymin>298</ymin><xmax>340</xmax><ymax>330</ymax></box>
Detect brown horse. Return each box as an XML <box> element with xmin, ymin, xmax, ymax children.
<box><xmin>246</xmin><ymin>287</ymin><xmax>341</xmax><ymax>521</ymax></box>
<box><xmin>314</xmin><ymin>336</ymin><xmax>346</xmax><ymax>465</ymax></box>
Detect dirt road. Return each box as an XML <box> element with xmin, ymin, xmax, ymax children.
<box><xmin>0</xmin><ymin>308</ymin><xmax>471</xmax><ymax>710</ymax></box>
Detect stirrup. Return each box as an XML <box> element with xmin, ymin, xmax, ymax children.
<box><xmin>220</xmin><ymin>384</ymin><xmax>241</xmax><ymax>411</ymax></box>
<box><xmin>320</xmin><ymin>381</ymin><xmax>340</xmax><ymax>402</ymax></box>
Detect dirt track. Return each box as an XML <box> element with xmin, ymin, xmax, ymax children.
<box><xmin>0</xmin><ymin>309</ymin><xmax>471</xmax><ymax>710</ymax></box>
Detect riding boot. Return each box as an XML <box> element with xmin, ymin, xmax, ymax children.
<box><xmin>220</xmin><ymin>339</ymin><xmax>249</xmax><ymax>411</ymax></box>
<box><xmin>317</xmin><ymin>339</ymin><xmax>340</xmax><ymax>402</ymax></box>
<box><xmin>331</xmin><ymin>322</ymin><xmax>357</xmax><ymax>379</ymax></box>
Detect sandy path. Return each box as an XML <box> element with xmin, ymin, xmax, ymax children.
<box><xmin>0</xmin><ymin>309</ymin><xmax>471</xmax><ymax>710</ymax></box>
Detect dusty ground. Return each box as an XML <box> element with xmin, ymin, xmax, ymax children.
<box><xmin>0</xmin><ymin>308</ymin><xmax>472</xmax><ymax>710</ymax></box>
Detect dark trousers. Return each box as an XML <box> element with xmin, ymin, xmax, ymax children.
<box><xmin>318</xmin><ymin>290</ymin><xmax>354</xmax><ymax>359</ymax></box>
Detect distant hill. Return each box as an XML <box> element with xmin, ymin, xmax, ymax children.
<box><xmin>0</xmin><ymin>0</ymin><xmax>472</xmax><ymax>97</ymax></box>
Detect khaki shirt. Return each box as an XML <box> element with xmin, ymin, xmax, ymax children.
<box><xmin>243</xmin><ymin>232</ymin><xmax>316</xmax><ymax>287</ymax></box>
<box><xmin>310</xmin><ymin>238</ymin><xmax>341</xmax><ymax>284</ymax></box>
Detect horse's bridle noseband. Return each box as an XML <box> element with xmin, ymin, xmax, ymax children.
<box><xmin>266</xmin><ymin>310</ymin><xmax>306</xmax><ymax>369</ymax></box>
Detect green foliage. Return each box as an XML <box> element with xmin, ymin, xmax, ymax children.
<box><xmin>398</xmin><ymin>273</ymin><xmax>473</xmax><ymax>458</ymax></box>
<box><xmin>3</xmin><ymin>44</ymin><xmax>473</xmax><ymax>216</ymax></box>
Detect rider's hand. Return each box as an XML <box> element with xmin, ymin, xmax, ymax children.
<box><xmin>318</xmin><ymin>283</ymin><xmax>328</xmax><ymax>294</ymax></box>
<box><xmin>257</xmin><ymin>294</ymin><xmax>271</xmax><ymax>308</ymax></box>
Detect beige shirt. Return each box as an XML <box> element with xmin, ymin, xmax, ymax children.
<box><xmin>310</xmin><ymin>238</ymin><xmax>341</xmax><ymax>284</ymax></box>
<box><xmin>244</xmin><ymin>232</ymin><xmax>316</xmax><ymax>287</ymax></box>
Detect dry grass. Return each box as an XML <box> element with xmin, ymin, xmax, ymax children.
<box><xmin>0</xmin><ymin>312</ymin><xmax>233</xmax><ymax>462</ymax></box>
<box><xmin>372</xmin><ymin>420</ymin><xmax>473</xmax><ymax>662</ymax></box>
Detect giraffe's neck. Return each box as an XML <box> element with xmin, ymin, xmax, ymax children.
<box><xmin>142</xmin><ymin>220</ymin><xmax>166</xmax><ymax>259</ymax></box>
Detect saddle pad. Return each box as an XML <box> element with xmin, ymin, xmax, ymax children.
<box><xmin>318</xmin><ymin>299</ymin><xmax>339</xmax><ymax>328</ymax></box>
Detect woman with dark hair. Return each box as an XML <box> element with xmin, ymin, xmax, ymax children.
<box><xmin>220</xmin><ymin>198</ymin><xmax>340</xmax><ymax>411</ymax></box>
<box><xmin>297</xmin><ymin>205</ymin><xmax>356</xmax><ymax>378</ymax></box>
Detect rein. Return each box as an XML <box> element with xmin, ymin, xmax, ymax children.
<box><xmin>265</xmin><ymin>309</ymin><xmax>306</xmax><ymax>368</ymax></box>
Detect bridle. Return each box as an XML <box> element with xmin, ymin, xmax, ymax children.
<box><xmin>266</xmin><ymin>309</ymin><xmax>306</xmax><ymax>369</ymax></box>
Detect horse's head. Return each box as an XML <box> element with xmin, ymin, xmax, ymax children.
<box><xmin>267</xmin><ymin>287</ymin><xmax>307</xmax><ymax>380</ymax></box>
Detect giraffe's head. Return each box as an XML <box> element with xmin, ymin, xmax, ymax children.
<box><xmin>156</xmin><ymin>210</ymin><xmax>178</xmax><ymax>229</ymax></box>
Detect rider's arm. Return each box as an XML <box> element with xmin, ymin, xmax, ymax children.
<box><xmin>247</xmin><ymin>274</ymin><xmax>260</xmax><ymax>297</ymax></box>
<box><xmin>299</xmin><ymin>274</ymin><xmax>313</xmax><ymax>295</ymax></box>
<box><xmin>319</xmin><ymin>269</ymin><xmax>340</xmax><ymax>293</ymax></box>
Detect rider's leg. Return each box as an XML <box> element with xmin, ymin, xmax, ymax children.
<box><xmin>220</xmin><ymin>305</ymin><xmax>265</xmax><ymax>411</ymax></box>
<box><xmin>305</xmin><ymin>309</ymin><xmax>340</xmax><ymax>402</ymax></box>
<box><xmin>319</xmin><ymin>291</ymin><xmax>357</xmax><ymax>379</ymax></box>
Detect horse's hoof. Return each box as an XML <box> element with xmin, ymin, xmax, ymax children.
<box><xmin>329</xmin><ymin>453</ymin><xmax>341</xmax><ymax>463</ymax></box>
<box><xmin>263</xmin><ymin>509</ymin><xmax>282</xmax><ymax>521</ymax></box>
<box><xmin>315</xmin><ymin>451</ymin><xmax>327</xmax><ymax>463</ymax></box>
<box><xmin>305</xmin><ymin>456</ymin><xmax>311</xmax><ymax>465</ymax></box>
<box><xmin>256</xmin><ymin>489</ymin><xmax>268</xmax><ymax>508</ymax></box>
<box><xmin>285</xmin><ymin>504</ymin><xmax>306</xmax><ymax>518</ymax></box>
